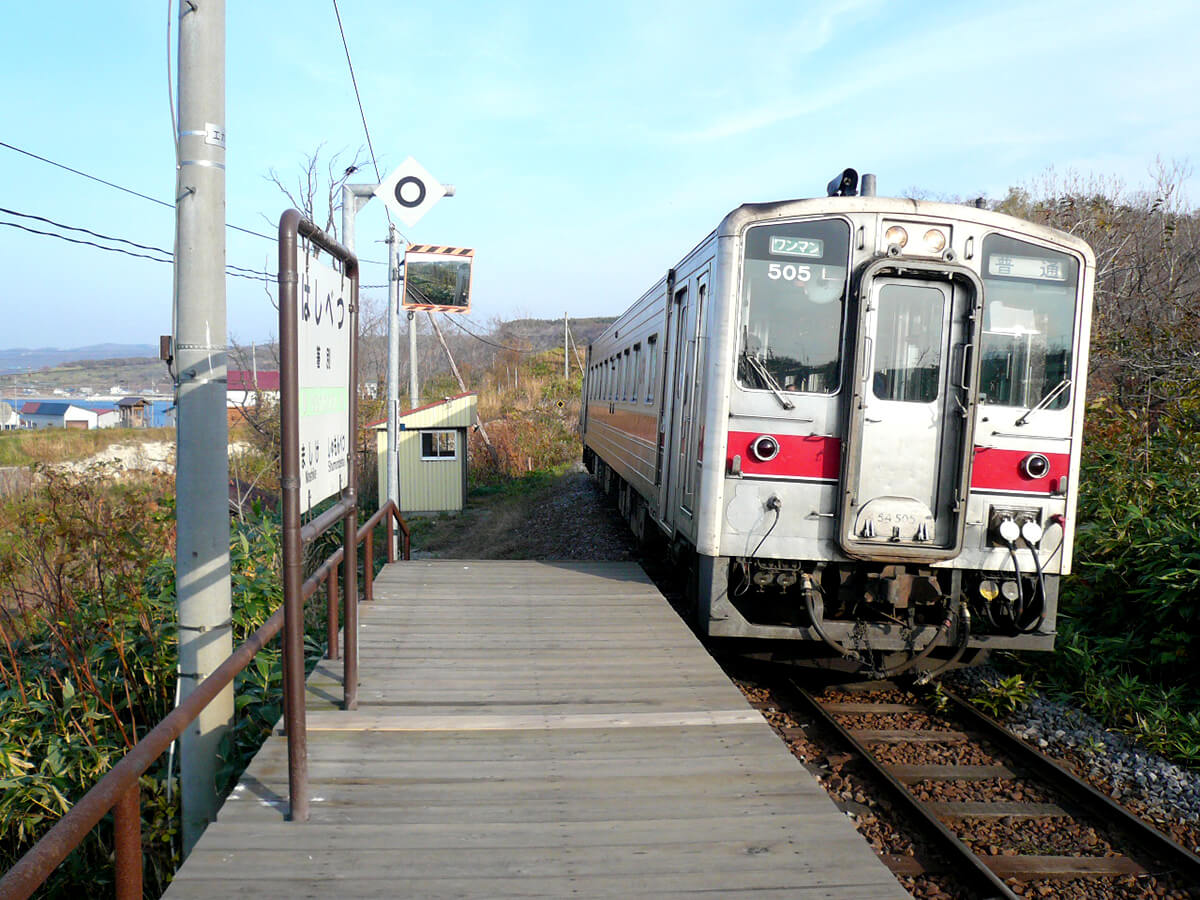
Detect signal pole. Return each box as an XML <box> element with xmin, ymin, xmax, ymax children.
<box><xmin>173</xmin><ymin>0</ymin><xmax>232</xmax><ymax>855</ymax></box>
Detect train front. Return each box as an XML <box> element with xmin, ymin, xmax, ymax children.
<box><xmin>702</xmin><ymin>196</ymin><xmax>1095</xmax><ymax>675</ymax></box>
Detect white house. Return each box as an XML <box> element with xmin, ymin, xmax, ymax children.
<box><xmin>0</xmin><ymin>400</ymin><xmax>21</xmax><ymax>430</ymax></box>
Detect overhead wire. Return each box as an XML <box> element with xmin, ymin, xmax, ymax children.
<box><xmin>440</xmin><ymin>314</ymin><xmax>535</xmax><ymax>353</ymax></box>
<box><xmin>0</xmin><ymin>206</ymin><xmax>276</xmax><ymax>282</ymax></box>
<box><xmin>0</xmin><ymin>139</ymin><xmax>275</xmax><ymax>242</ymax></box>
<box><xmin>331</xmin><ymin>0</ymin><xmax>403</xmax><ymax>242</ymax></box>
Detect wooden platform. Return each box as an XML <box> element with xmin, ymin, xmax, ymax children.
<box><xmin>166</xmin><ymin>560</ymin><xmax>908</xmax><ymax>898</ymax></box>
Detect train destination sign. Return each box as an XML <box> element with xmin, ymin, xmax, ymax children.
<box><xmin>297</xmin><ymin>244</ymin><xmax>351</xmax><ymax>513</ymax></box>
<box><xmin>403</xmin><ymin>244</ymin><xmax>474</xmax><ymax>313</ymax></box>
<box><xmin>987</xmin><ymin>254</ymin><xmax>1067</xmax><ymax>281</ymax></box>
<box><xmin>769</xmin><ymin>235</ymin><xmax>824</xmax><ymax>258</ymax></box>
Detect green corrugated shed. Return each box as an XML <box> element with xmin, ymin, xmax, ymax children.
<box><xmin>374</xmin><ymin>392</ymin><xmax>476</xmax><ymax>514</ymax></box>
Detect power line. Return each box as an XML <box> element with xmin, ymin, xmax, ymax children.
<box><xmin>0</xmin><ymin>206</ymin><xmax>174</xmax><ymax>257</ymax></box>
<box><xmin>0</xmin><ymin>139</ymin><xmax>275</xmax><ymax>241</ymax></box>
<box><xmin>331</xmin><ymin>1</ymin><xmax>402</xmax><ymax>238</ymax></box>
<box><xmin>0</xmin><ymin>211</ymin><xmax>275</xmax><ymax>282</ymax></box>
<box><xmin>441</xmin><ymin>314</ymin><xmax>534</xmax><ymax>353</ymax></box>
<box><xmin>331</xmin><ymin>1</ymin><xmax>382</xmax><ymax>184</ymax></box>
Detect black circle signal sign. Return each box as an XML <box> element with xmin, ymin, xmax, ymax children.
<box><xmin>373</xmin><ymin>157</ymin><xmax>446</xmax><ymax>228</ymax></box>
<box><xmin>394</xmin><ymin>176</ymin><xmax>426</xmax><ymax>209</ymax></box>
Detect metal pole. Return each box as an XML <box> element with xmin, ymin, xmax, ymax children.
<box><xmin>408</xmin><ymin>309</ymin><xmax>419</xmax><ymax>408</ymax></box>
<box><xmin>338</xmin><ymin>183</ymin><xmax>374</xmax><ymax>695</ymax></box>
<box><xmin>173</xmin><ymin>0</ymin><xmax>232</xmax><ymax>856</ymax></box>
<box><xmin>276</xmin><ymin>210</ymin><xmax>308</xmax><ymax>822</ymax></box>
<box><xmin>386</xmin><ymin>228</ymin><xmax>400</xmax><ymax>522</ymax></box>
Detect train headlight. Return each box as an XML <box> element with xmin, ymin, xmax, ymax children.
<box><xmin>1001</xmin><ymin>581</ymin><xmax>1020</xmax><ymax>602</ymax></box>
<box><xmin>884</xmin><ymin>225</ymin><xmax>908</xmax><ymax>249</ymax></box>
<box><xmin>978</xmin><ymin>579</ymin><xmax>999</xmax><ymax>600</ymax></box>
<box><xmin>1021</xmin><ymin>453</ymin><xmax>1051</xmax><ymax>479</ymax></box>
<box><xmin>749</xmin><ymin>435</ymin><xmax>780</xmax><ymax>462</ymax></box>
<box><xmin>923</xmin><ymin>229</ymin><xmax>947</xmax><ymax>253</ymax></box>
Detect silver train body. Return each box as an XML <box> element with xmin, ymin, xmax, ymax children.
<box><xmin>581</xmin><ymin>186</ymin><xmax>1095</xmax><ymax>674</ymax></box>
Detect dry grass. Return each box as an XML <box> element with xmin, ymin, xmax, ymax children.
<box><xmin>0</xmin><ymin>426</ymin><xmax>176</xmax><ymax>467</ymax></box>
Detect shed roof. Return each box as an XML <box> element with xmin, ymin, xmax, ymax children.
<box><xmin>370</xmin><ymin>392</ymin><xmax>477</xmax><ymax>430</ymax></box>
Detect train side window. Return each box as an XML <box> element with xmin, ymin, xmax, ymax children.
<box><xmin>645</xmin><ymin>334</ymin><xmax>658</xmax><ymax>402</ymax></box>
<box><xmin>631</xmin><ymin>343</ymin><xmax>642</xmax><ymax>401</ymax></box>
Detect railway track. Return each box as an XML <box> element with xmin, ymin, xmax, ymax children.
<box><xmin>737</xmin><ymin>670</ymin><xmax>1200</xmax><ymax>899</ymax></box>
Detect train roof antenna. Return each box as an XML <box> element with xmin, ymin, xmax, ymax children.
<box><xmin>827</xmin><ymin>168</ymin><xmax>859</xmax><ymax>197</ymax></box>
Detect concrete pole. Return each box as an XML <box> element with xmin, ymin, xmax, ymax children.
<box><xmin>173</xmin><ymin>0</ymin><xmax>232</xmax><ymax>856</ymax></box>
<box><xmin>386</xmin><ymin>227</ymin><xmax>400</xmax><ymax>517</ymax></box>
<box><xmin>564</xmin><ymin>312</ymin><xmax>569</xmax><ymax>379</ymax></box>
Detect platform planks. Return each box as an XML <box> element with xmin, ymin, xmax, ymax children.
<box><xmin>166</xmin><ymin>560</ymin><xmax>907</xmax><ymax>898</ymax></box>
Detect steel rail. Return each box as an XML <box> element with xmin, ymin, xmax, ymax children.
<box><xmin>0</xmin><ymin>499</ymin><xmax>411</xmax><ymax>900</ymax></box>
<box><xmin>944</xmin><ymin>690</ymin><xmax>1200</xmax><ymax>884</ymax></box>
<box><xmin>785</xmin><ymin>681</ymin><xmax>1021</xmax><ymax>899</ymax></box>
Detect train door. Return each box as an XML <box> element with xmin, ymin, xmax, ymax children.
<box><xmin>580</xmin><ymin>344</ymin><xmax>593</xmax><ymax>435</ymax></box>
<box><xmin>658</xmin><ymin>283</ymin><xmax>689</xmax><ymax>527</ymax></box>
<box><xmin>839</xmin><ymin>262</ymin><xmax>982</xmax><ymax>560</ymax></box>
<box><xmin>679</xmin><ymin>271</ymin><xmax>708</xmax><ymax>515</ymax></box>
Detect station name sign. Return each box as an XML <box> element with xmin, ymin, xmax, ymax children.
<box><xmin>297</xmin><ymin>243</ymin><xmax>351</xmax><ymax>513</ymax></box>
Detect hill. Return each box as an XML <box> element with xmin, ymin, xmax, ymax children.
<box><xmin>0</xmin><ymin>344</ymin><xmax>158</xmax><ymax>374</ymax></box>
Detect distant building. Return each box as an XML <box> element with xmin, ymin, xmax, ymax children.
<box><xmin>0</xmin><ymin>400</ymin><xmax>20</xmax><ymax>430</ymax></box>
<box><xmin>227</xmin><ymin>369</ymin><xmax>280</xmax><ymax>408</ymax></box>
<box><xmin>19</xmin><ymin>400</ymin><xmax>121</xmax><ymax>430</ymax></box>
<box><xmin>118</xmin><ymin>397</ymin><xmax>151</xmax><ymax>428</ymax></box>
<box><xmin>371</xmin><ymin>393</ymin><xmax>476</xmax><ymax>515</ymax></box>
<box><xmin>21</xmin><ymin>401</ymin><xmax>101</xmax><ymax>429</ymax></box>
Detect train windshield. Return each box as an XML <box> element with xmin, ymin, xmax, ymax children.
<box><xmin>979</xmin><ymin>235</ymin><xmax>1079</xmax><ymax>411</ymax></box>
<box><xmin>738</xmin><ymin>219</ymin><xmax>850</xmax><ymax>395</ymax></box>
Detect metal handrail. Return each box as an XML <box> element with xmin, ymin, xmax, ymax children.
<box><xmin>0</xmin><ymin>499</ymin><xmax>411</xmax><ymax>900</ymax></box>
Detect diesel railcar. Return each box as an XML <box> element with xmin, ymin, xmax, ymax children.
<box><xmin>581</xmin><ymin>170</ymin><xmax>1095</xmax><ymax>676</ymax></box>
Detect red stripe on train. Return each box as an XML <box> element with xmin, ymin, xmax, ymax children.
<box><xmin>970</xmin><ymin>447</ymin><xmax>1070</xmax><ymax>494</ymax></box>
<box><xmin>727</xmin><ymin>431</ymin><xmax>840</xmax><ymax>480</ymax></box>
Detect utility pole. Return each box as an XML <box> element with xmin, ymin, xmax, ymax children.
<box><xmin>386</xmin><ymin>226</ymin><xmax>400</xmax><ymax>513</ymax></box>
<box><xmin>564</xmin><ymin>312</ymin><xmax>569</xmax><ymax>379</ymax></box>
<box><xmin>173</xmin><ymin>0</ymin><xmax>231</xmax><ymax>856</ymax></box>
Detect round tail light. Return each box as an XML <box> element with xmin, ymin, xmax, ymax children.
<box><xmin>750</xmin><ymin>435</ymin><xmax>780</xmax><ymax>462</ymax></box>
<box><xmin>1021</xmin><ymin>453</ymin><xmax>1051</xmax><ymax>479</ymax></box>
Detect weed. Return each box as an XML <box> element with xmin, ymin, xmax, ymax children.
<box><xmin>970</xmin><ymin>674</ymin><xmax>1036</xmax><ymax>718</ymax></box>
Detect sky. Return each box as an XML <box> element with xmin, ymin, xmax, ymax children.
<box><xmin>1</xmin><ymin>0</ymin><xmax>1198</xmax><ymax>351</ymax></box>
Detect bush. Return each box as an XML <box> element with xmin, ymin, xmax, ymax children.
<box><xmin>1021</xmin><ymin>396</ymin><xmax>1200</xmax><ymax>766</ymax></box>
<box><xmin>0</xmin><ymin>469</ymin><xmax>334</xmax><ymax>896</ymax></box>
<box><xmin>1063</xmin><ymin>401</ymin><xmax>1200</xmax><ymax>689</ymax></box>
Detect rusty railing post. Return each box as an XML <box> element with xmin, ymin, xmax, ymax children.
<box><xmin>364</xmin><ymin>523</ymin><xmax>374</xmax><ymax>602</ymax></box>
<box><xmin>113</xmin><ymin>783</ymin><xmax>142</xmax><ymax>900</ymax></box>
<box><xmin>326</xmin><ymin>567</ymin><xmax>339</xmax><ymax>660</ymax></box>
<box><xmin>278</xmin><ymin>208</ymin><xmax>309</xmax><ymax>823</ymax></box>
